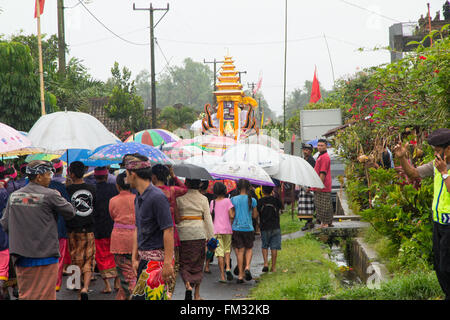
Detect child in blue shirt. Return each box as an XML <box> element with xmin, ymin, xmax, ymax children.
<box><xmin>230</xmin><ymin>179</ymin><xmax>258</xmax><ymax>284</ymax></box>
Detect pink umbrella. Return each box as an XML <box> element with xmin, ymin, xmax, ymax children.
<box><xmin>0</xmin><ymin>122</ymin><xmax>33</xmax><ymax>155</ymax></box>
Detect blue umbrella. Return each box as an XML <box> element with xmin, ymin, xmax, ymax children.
<box><xmin>59</xmin><ymin>144</ymin><xmax>116</xmax><ymax>166</ymax></box>
<box><xmin>88</xmin><ymin>142</ymin><xmax>174</xmax><ymax>165</ymax></box>
<box><xmin>306</xmin><ymin>139</ymin><xmax>331</xmax><ymax>148</ymax></box>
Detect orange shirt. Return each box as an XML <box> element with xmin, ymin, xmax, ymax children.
<box><xmin>109</xmin><ymin>191</ymin><xmax>136</xmax><ymax>254</ymax></box>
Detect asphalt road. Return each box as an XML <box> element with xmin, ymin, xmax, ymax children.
<box><xmin>6</xmin><ymin>231</ymin><xmax>305</xmax><ymax>300</ymax></box>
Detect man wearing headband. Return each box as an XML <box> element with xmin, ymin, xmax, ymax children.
<box><xmin>299</xmin><ymin>143</ymin><xmax>317</xmax><ymax>231</ymax></box>
<box><xmin>93</xmin><ymin>167</ymin><xmax>119</xmax><ymax>294</ymax></box>
<box><xmin>0</xmin><ymin>160</ymin><xmax>75</xmax><ymax>300</ymax></box>
<box><xmin>123</xmin><ymin>153</ymin><xmax>175</xmax><ymax>300</ymax></box>
<box><xmin>394</xmin><ymin>128</ymin><xmax>450</xmax><ymax>300</ymax></box>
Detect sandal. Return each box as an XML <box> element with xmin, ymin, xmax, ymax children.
<box><xmin>226</xmin><ymin>270</ymin><xmax>234</xmax><ymax>281</ymax></box>
<box><xmin>185</xmin><ymin>289</ymin><xmax>193</xmax><ymax>300</ymax></box>
<box><xmin>204</xmin><ymin>269</ymin><xmax>211</xmax><ymax>274</ymax></box>
<box><xmin>218</xmin><ymin>279</ymin><xmax>227</xmax><ymax>283</ymax></box>
<box><xmin>244</xmin><ymin>269</ymin><xmax>252</xmax><ymax>281</ymax></box>
<box><xmin>101</xmin><ymin>288</ymin><xmax>112</xmax><ymax>294</ymax></box>
<box><xmin>80</xmin><ymin>291</ymin><xmax>89</xmax><ymax>301</ymax></box>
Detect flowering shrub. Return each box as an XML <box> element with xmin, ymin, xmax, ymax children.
<box><xmin>325</xmin><ymin>26</ymin><xmax>449</xmax><ymax>271</ymax></box>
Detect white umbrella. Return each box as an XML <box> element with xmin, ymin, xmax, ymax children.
<box><xmin>241</xmin><ymin>134</ymin><xmax>283</xmax><ymax>151</ymax></box>
<box><xmin>210</xmin><ymin>161</ymin><xmax>275</xmax><ymax>186</ymax></box>
<box><xmin>221</xmin><ymin>143</ymin><xmax>281</xmax><ymax>175</ymax></box>
<box><xmin>190</xmin><ymin>119</ymin><xmax>203</xmax><ymax>131</ymax></box>
<box><xmin>183</xmin><ymin>154</ymin><xmax>223</xmax><ymax>172</ymax></box>
<box><xmin>272</xmin><ymin>154</ymin><xmax>324</xmax><ymax>188</ymax></box>
<box><xmin>27</xmin><ymin>111</ymin><xmax>119</xmax><ymax>152</ymax></box>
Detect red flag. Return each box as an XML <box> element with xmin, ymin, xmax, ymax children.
<box><xmin>253</xmin><ymin>72</ymin><xmax>263</xmax><ymax>95</ymax></box>
<box><xmin>34</xmin><ymin>0</ymin><xmax>45</xmax><ymax>18</ymax></box>
<box><xmin>309</xmin><ymin>67</ymin><xmax>321</xmax><ymax>103</ymax></box>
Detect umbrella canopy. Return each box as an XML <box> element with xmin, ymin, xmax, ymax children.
<box><xmin>210</xmin><ymin>161</ymin><xmax>275</xmax><ymax>186</ymax></box>
<box><xmin>27</xmin><ymin>111</ymin><xmax>119</xmax><ymax>152</ymax></box>
<box><xmin>241</xmin><ymin>134</ymin><xmax>283</xmax><ymax>151</ymax></box>
<box><xmin>89</xmin><ymin>142</ymin><xmax>174</xmax><ymax>165</ymax></box>
<box><xmin>25</xmin><ymin>152</ymin><xmax>64</xmax><ymax>162</ymax></box>
<box><xmin>182</xmin><ymin>154</ymin><xmax>224</xmax><ymax>172</ymax></box>
<box><xmin>206</xmin><ymin>180</ymin><xmax>237</xmax><ymax>194</ymax></box>
<box><xmin>173</xmin><ymin>163</ymin><xmax>213</xmax><ymax>180</ymax></box>
<box><xmin>221</xmin><ymin>143</ymin><xmax>281</xmax><ymax>176</ymax></box>
<box><xmin>165</xmin><ymin>145</ymin><xmax>207</xmax><ymax>162</ymax></box>
<box><xmin>306</xmin><ymin>139</ymin><xmax>331</xmax><ymax>148</ymax></box>
<box><xmin>190</xmin><ymin>119</ymin><xmax>203</xmax><ymax>131</ymax></box>
<box><xmin>272</xmin><ymin>154</ymin><xmax>324</xmax><ymax>188</ymax></box>
<box><xmin>124</xmin><ymin>129</ymin><xmax>180</xmax><ymax>146</ymax></box>
<box><xmin>0</xmin><ymin>122</ymin><xmax>33</xmax><ymax>155</ymax></box>
<box><xmin>192</xmin><ymin>135</ymin><xmax>237</xmax><ymax>149</ymax></box>
<box><xmin>59</xmin><ymin>144</ymin><xmax>116</xmax><ymax>166</ymax></box>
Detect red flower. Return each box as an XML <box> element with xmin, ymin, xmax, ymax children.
<box><xmin>419</xmin><ymin>56</ymin><xmax>427</xmax><ymax>60</ymax></box>
<box><xmin>434</xmin><ymin>69</ymin><xmax>440</xmax><ymax>74</ymax></box>
<box><xmin>399</xmin><ymin>110</ymin><xmax>406</xmax><ymax>116</ymax></box>
<box><xmin>348</xmin><ymin>108</ymin><xmax>353</xmax><ymax>112</ymax></box>
<box><xmin>369</xmin><ymin>112</ymin><xmax>374</xmax><ymax>117</ymax></box>
<box><xmin>410</xmin><ymin>140</ymin><xmax>417</xmax><ymax>145</ymax></box>
<box><xmin>369</xmin><ymin>119</ymin><xmax>374</xmax><ymax>123</ymax></box>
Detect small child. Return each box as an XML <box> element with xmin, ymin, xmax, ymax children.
<box><xmin>257</xmin><ymin>185</ymin><xmax>283</xmax><ymax>273</ymax></box>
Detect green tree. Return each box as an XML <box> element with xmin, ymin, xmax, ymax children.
<box><xmin>0</xmin><ymin>42</ymin><xmax>40</xmax><ymax>131</ymax></box>
<box><xmin>104</xmin><ymin>62</ymin><xmax>146</xmax><ymax>132</ymax></box>
<box><xmin>159</xmin><ymin>104</ymin><xmax>198</xmax><ymax>131</ymax></box>
<box><xmin>135</xmin><ymin>69</ymin><xmax>151</xmax><ymax>110</ymax></box>
<box><xmin>157</xmin><ymin>58</ymin><xmax>213</xmax><ymax>111</ymax></box>
<box><xmin>285</xmin><ymin>80</ymin><xmax>331</xmax><ymax>118</ymax></box>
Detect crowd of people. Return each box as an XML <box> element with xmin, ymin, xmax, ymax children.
<box><xmin>0</xmin><ymin>150</ymin><xmax>297</xmax><ymax>300</ymax></box>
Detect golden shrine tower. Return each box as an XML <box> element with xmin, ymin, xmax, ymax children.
<box><xmin>201</xmin><ymin>56</ymin><xmax>258</xmax><ymax>139</ymax></box>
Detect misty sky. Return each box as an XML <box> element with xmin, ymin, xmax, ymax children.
<box><xmin>0</xmin><ymin>0</ymin><xmax>445</xmax><ymax>116</ymax></box>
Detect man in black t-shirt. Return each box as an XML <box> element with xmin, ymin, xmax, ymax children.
<box><xmin>66</xmin><ymin>161</ymin><xmax>96</xmax><ymax>300</ymax></box>
<box><xmin>257</xmin><ymin>186</ymin><xmax>282</xmax><ymax>273</ymax></box>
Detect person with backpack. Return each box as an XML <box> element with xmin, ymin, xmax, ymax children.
<box><xmin>230</xmin><ymin>179</ymin><xmax>258</xmax><ymax>283</ymax></box>
<box><xmin>210</xmin><ymin>182</ymin><xmax>234</xmax><ymax>283</ymax></box>
<box><xmin>257</xmin><ymin>185</ymin><xmax>283</xmax><ymax>273</ymax></box>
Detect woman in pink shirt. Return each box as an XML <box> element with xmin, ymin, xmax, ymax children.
<box><xmin>109</xmin><ymin>172</ymin><xmax>136</xmax><ymax>300</ymax></box>
<box><xmin>210</xmin><ymin>182</ymin><xmax>234</xmax><ymax>283</ymax></box>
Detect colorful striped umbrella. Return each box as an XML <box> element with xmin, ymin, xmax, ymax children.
<box><xmin>25</xmin><ymin>152</ymin><xmax>64</xmax><ymax>162</ymax></box>
<box><xmin>192</xmin><ymin>135</ymin><xmax>237</xmax><ymax>150</ymax></box>
<box><xmin>89</xmin><ymin>142</ymin><xmax>173</xmax><ymax>165</ymax></box>
<box><xmin>124</xmin><ymin>129</ymin><xmax>180</xmax><ymax>147</ymax></box>
<box><xmin>0</xmin><ymin>122</ymin><xmax>33</xmax><ymax>155</ymax></box>
<box><xmin>206</xmin><ymin>179</ymin><xmax>237</xmax><ymax>194</ymax></box>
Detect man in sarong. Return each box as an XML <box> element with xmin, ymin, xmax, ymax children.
<box><xmin>0</xmin><ymin>161</ymin><xmax>75</xmax><ymax>300</ymax></box>
<box><xmin>123</xmin><ymin>154</ymin><xmax>175</xmax><ymax>300</ymax></box>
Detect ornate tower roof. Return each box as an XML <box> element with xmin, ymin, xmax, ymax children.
<box><xmin>214</xmin><ymin>56</ymin><xmax>244</xmax><ymax>97</ymax></box>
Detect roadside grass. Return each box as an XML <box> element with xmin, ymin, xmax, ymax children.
<box><xmin>279</xmin><ymin>207</ymin><xmax>305</xmax><ymax>235</ymax></box>
<box><xmin>329</xmin><ymin>271</ymin><xmax>444</xmax><ymax>300</ymax></box>
<box><xmin>248</xmin><ymin>234</ymin><xmax>340</xmax><ymax>300</ymax></box>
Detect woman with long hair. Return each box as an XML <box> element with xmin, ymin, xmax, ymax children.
<box><xmin>230</xmin><ymin>179</ymin><xmax>258</xmax><ymax>284</ymax></box>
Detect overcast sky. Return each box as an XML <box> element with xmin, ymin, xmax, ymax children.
<box><xmin>0</xmin><ymin>0</ymin><xmax>444</xmax><ymax>116</ymax></box>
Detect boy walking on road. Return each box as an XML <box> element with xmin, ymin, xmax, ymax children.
<box><xmin>257</xmin><ymin>186</ymin><xmax>283</xmax><ymax>273</ymax></box>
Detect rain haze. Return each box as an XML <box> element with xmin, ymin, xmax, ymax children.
<box><xmin>0</xmin><ymin>0</ymin><xmax>443</xmax><ymax>116</ymax></box>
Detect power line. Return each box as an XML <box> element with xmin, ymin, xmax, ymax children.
<box><xmin>70</xmin><ymin>26</ymin><xmax>150</xmax><ymax>47</ymax></box>
<box><xmin>337</xmin><ymin>0</ymin><xmax>401</xmax><ymax>23</ymax></box>
<box><xmin>156</xmin><ymin>35</ymin><xmax>323</xmax><ymax>46</ymax></box>
<box><xmin>77</xmin><ymin>0</ymin><xmax>149</xmax><ymax>46</ymax></box>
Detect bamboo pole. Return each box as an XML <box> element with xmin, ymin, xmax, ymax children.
<box><xmin>36</xmin><ymin>0</ymin><xmax>46</xmax><ymax>115</ymax></box>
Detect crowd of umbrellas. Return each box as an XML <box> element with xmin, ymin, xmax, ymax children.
<box><xmin>0</xmin><ymin>111</ymin><xmax>324</xmax><ymax>190</ymax></box>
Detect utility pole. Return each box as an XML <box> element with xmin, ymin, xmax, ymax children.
<box><xmin>237</xmin><ymin>71</ymin><xmax>247</xmax><ymax>84</ymax></box>
<box><xmin>203</xmin><ymin>58</ymin><xmax>224</xmax><ymax>105</ymax></box>
<box><xmin>282</xmin><ymin>0</ymin><xmax>288</xmax><ymax>142</ymax></box>
<box><xmin>57</xmin><ymin>0</ymin><xmax>66</xmax><ymax>80</ymax></box>
<box><xmin>133</xmin><ymin>3</ymin><xmax>169</xmax><ymax>128</ymax></box>
<box><xmin>247</xmin><ymin>82</ymin><xmax>256</xmax><ymax>98</ymax></box>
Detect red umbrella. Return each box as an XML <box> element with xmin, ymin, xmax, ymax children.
<box><xmin>207</xmin><ymin>179</ymin><xmax>237</xmax><ymax>194</ymax></box>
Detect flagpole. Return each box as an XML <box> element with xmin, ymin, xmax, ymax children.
<box><xmin>36</xmin><ymin>0</ymin><xmax>46</xmax><ymax>115</ymax></box>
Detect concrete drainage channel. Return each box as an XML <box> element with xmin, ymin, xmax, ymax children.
<box><xmin>314</xmin><ymin>191</ymin><xmax>390</xmax><ymax>291</ymax></box>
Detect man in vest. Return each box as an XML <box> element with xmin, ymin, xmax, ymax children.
<box><xmin>394</xmin><ymin>128</ymin><xmax>450</xmax><ymax>300</ymax></box>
